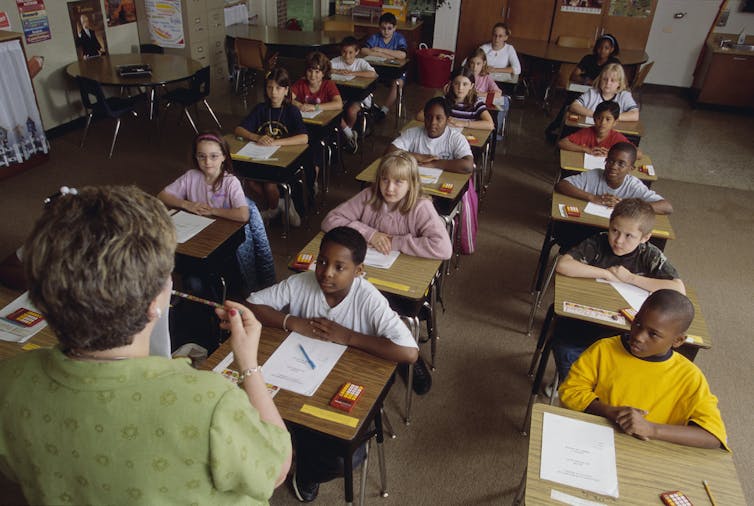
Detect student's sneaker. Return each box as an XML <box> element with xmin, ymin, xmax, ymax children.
<box><xmin>370</xmin><ymin>104</ymin><xmax>386</xmax><ymax>122</ymax></box>
<box><xmin>260</xmin><ymin>206</ymin><xmax>280</xmax><ymax>221</ymax></box>
<box><xmin>544</xmin><ymin>380</ymin><xmax>558</xmax><ymax>400</ymax></box>
<box><xmin>412</xmin><ymin>356</ymin><xmax>432</xmax><ymax>395</ymax></box>
<box><xmin>292</xmin><ymin>471</ymin><xmax>319</xmax><ymax>502</ymax></box>
<box><xmin>344</xmin><ymin>130</ymin><xmax>358</xmax><ymax>154</ymax></box>
<box><xmin>278</xmin><ymin>198</ymin><xmax>301</xmax><ymax>228</ymax></box>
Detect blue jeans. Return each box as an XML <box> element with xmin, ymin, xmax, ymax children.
<box><xmin>552</xmin><ymin>319</ymin><xmax>617</xmax><ymax>380</ymax></box>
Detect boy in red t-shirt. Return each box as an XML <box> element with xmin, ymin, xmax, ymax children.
<box><xmin>559</xmin><ymin>100</ymin><xmax>641</xmax><ymax>157</ymax></box>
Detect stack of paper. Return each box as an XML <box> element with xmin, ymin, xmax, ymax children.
<box><xmin>583</xmin><ymin>202</ymin><xmax>614</xmax><ymax>219</ymax></box>
<box><xmin>364</xmin><ymin>55</ymin><xmax>387</xmax><ymax>63</ymax></box>
<box><xmin>583</xmin><ymin>153</ymin><xmax>606</xmax><ymax>170</ymax></box>
<box><xmin>418</xmin><ymin>166</ymin><xmax>443</xmax><ymax>184</ymax></box>
<box><xmin>364</xmin><ymin>248</ymin><xmax>399</xmax><ymax>269</ymax></box>
<box><xmin>597</xmin><ymin>279</ymin><xmax>650</xmax><ymax>311</ymax></box>
<box><xmin>331</xmin><ymin>74</ymin><xmax>356</xmax><ymax>81</ymax></box>
<box><xmin>300</xmin><ymin>110</ymin><xmax>322</xmax><ymax>119</ymax></box>
<box><xmin>171</xmin><ymin>211</ymin><xmax>214</xmax><ymax>243</ymax></box>
<box><xmin>235</xmin><ymin>142</ymin><xmax>280</xmax><ymax>160</ymax></box>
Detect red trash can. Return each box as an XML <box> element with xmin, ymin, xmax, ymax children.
<box><xmin>416</xmin><ymin>46</ymin><xmax>454</xmax><ymax>88</ymax></box>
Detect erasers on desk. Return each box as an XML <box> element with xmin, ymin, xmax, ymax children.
<box><xmin>292</xmin><ymin>253</ymin><xmax>314</xmax><ymax>271</ymax></box>
<box><xmin>637</xmin><ymin>164</ymin><xmax>655</xmax><ymax>176</ymax></box>
<box><xmin>439</xmin><ymin>182</ymin><xmax>453</xmax><ymax>194</ymax></box>
<box><xmin>620</xmin><ymin>307</ymin><xmax>637</xmax><ymax>322</ymax></box>
<box><xmin>465</xmin><ymin>134</ymin><xmax>477</xmax><ymax>144</ymax></box>
<box><xmin>565</xmin><ymin>205</ymin><xmax>581</xmax><ymax>217</ymax></box>
<box><xmin>567</xmin><ymin>113</ymin><xmax>579</xmax><ymax>122</ymax></box>
<box><xmin>330</xmin><ymin>382</ymin><xmax>364</xmax><ymax>413</ymax></box>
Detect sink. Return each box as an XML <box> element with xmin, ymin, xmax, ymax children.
<box><xmin>722</xmin><ymin>43</ymin><xmax>754</xmax><ymax>51</ymax></box>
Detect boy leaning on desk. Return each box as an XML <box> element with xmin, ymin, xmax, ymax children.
<box><xmin>244</xmin><ymin>226</ymin><xmax>419</xmax><ymax>502</ymax></box>
<box><xmin>559</xmin><ymin>289</ymin><xmax>729</xmax><ymax>451</ymax></box>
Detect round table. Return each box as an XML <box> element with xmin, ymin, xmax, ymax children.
<box><xmin>225</xmin><ymin>24</ymin><xmax>353</xmax><ymax>58</ymax></box>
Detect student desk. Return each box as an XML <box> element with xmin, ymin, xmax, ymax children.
<box><xmin>564</xmin><ymin>112</ymin><xmax>644</xmax><ymax>141</ymax></box>
<box><xmin>0</xmin><ymin>286</ymin><xmax>58</xmax><ymax>360</ymax></box>
<box><xmin>559</xmin><ymin>150</ymin><xmax>657</xmax><ymax>186</ymax></box>
<box><xmin>522</xmin><ymin>274</ymin><xmax>711</xmax><ymax>434</ymax></box>
<box><xmin>291</xmin><ymin>232</ymin><xmax>442</xmax><ymax>422</ymax></box>
<box><xmin>66</xmin><ymin>53</ymin><xmax>203</xmax><ymax>121</ymax></box>
<box><xmin>224</xmin><ymin>135</ymin><xmax>309</xmax><ymax>238</ymax></box>
<box><xmin>201</xmin><ymin>327</ymin><xmax>395</xmax><ymax>505</ymax></box>
<box><xmin>517</xmin><ymin>404</ymin><xmax>745</xmax><ymax>505</ymax></box>
<box><xmin>333</xmin><ymin>75</ymin><xmax>378</xmax><ymax>144</ymax></box>
<box><xmin>364</xmin><ymin>56</ymin><xmax>410</xmax><ymax>128</ymax></box>
<box><xmin>399</xmin><ymin>119</ymin><xmax>493</xmax><ymax>194</ymax></box>
<box><xmin>301</xmin><ymin>108</ymin><xmax>342</xmax><ymax>204</ymax></box>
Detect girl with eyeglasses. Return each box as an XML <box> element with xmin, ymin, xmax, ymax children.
<box><xmin>158</xmin><ymin>131</ymin><xmax>275</xmax><ymax>293</ymax></box>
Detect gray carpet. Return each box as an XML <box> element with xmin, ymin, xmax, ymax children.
<box><xmin>0</xmin><ymin>82</ymin><xmax>751</xmax><ymax>505</ymax></box>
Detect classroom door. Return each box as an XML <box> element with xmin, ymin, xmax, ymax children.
<box><xmin>455</xmin><ymin>0</ymin><xmax>508</xmax><ymax>66</ymax></box>
<box><xmin>505</xmin><ymin>0</ymin><xmax>556</xmax><ymax>41</ymax></box>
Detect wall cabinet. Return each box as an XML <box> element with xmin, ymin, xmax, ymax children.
<box><xmin>694</xmin><ymin>48</ymin><xmax>754</xmax><ymax>108</ymax></box>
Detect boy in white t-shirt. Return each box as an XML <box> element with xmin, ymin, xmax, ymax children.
<box><xmin>331</xmin><ymin>36</ymin><xmax>378</xmax><ymax>152</ymax></box>
<box><xmin>387</xmin><ymin>97</ymin><xmax>474</xmax><ymax>174</ymax></box>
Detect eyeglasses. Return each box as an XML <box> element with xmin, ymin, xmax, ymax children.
<box><xmin>605</xmin><ymin>158</ymin><xmax>630</xmax><ymax>169</ymax></box>
<box><xmin>196</xmin><ymin>153</ymin><xmax>223</xmax><ymax>162</ymax></box>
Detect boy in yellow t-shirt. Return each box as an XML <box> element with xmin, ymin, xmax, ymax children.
<box><xmin>559</xmin><ymin>289</ymin><xmax>728</xmax><ymax>450</ymax></box>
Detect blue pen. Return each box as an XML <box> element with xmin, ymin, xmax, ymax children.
<box><xmin>298</xmin><ymin>344</ymin><xmax>316</xmax><ymax>369</ymax></box>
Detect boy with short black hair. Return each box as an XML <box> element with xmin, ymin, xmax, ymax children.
<box><xmin>247</xmin><ymin>226</ymin><xmax>419</xmax><ymax>502</ymax></box>
<box><xmin>555</xmin><ymin>142</ymin><xmax>672</xmax><ymax>214</ymax></box>
<box><xmin>552</xmin><ymin>198</ymin><xmax>684</xmax><ymax>380</ymax></box>
<box><xmin>559</xmin><ymin>290</ymin><xmax>728</xmax><ymax>450</ymax></box>
<box><xmin>558</xmin><ymin>101</ymin><xmax>640</xmax><ymax>157</ymax></box>
<box><xmin>331</xmin><ymin>36</ymin><xmax>378</xmax><ymax>152</ymax></box>
<box><xmin>361</xmin><ymin>12</ymin><xmax>408</xmax><ymax>121</ymax></box>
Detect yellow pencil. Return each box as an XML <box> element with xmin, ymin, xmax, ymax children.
<box><xmin>171</xmin><ymin>290</ymin><xmax>224</xmax><ymax>309</ymax></box>
<box><xmin>703</xmin><ymin>479</ymin><xmax>717</xmax><ymax>506</ymax></box>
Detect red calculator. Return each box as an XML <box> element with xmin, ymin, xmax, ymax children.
<box><xmin>660</xmin><ymin>490</ymin><xmax>693</xmax><ymax>506</ymax></box>
<box><xmin>330</xmin><ymin>382</ymin><xmax>364</xmax><ymax>413</ymax></box>
<box><xmin>5</xmin><ymin>308</ymin><xmax>44</xmax><ymax>327</ymax></box>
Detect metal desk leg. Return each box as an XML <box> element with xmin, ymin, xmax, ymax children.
<box><xmin>424</xmin><ymin>280</ymin><xmax>439</xmax><ymax>370</ymax></box>
<box><xmin>395</xmin><ymin>81</ymin><xmax>403</xmax><ymax>129</ymax></box>
<box><xmin>401</xmin><ymin>316</ymin><xmax>420</xmax><ymax>425</ymax></box>
<box><xmin>521</xmin><ymin>312</ymin><xmax>556</xmax><ymax>436</ymax></box>
<box><xmin>148</xmin><ymin>87</ymin><xmax>156</xmax><ymax>121</ymax></box>
<box><xmin>280</xmin><ymin>183</ymin><xmax>292</xmax><ymax>239</ymax></box>
<box><xmin>375</xmin><ymin>409</ymin><xmax>389</xmax><ymax>498</ymax></box>
<box><xmin>528</xmin><ymin>304</ymin><xmax>554</xmax><ymax>377</ymax></box>
<box><xmin>358</xmin><ymin>441</ymin><xmax>370</xmax><ymax>506</ymax></box>
<box><xmin>344</xmin><ymin>448</ymin><xmax>355</xmax><ymax>505</ymax></box>
<box><xmin>512</xmin><ymin>465</ymin><xmax>527</xmax><ymax>506</ymax></box>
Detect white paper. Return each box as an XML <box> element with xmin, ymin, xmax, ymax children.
<box><xmin>235</xmin><ymin>142</ymin><xmax>280</xmax><ymax>160</ymax></box>
<box><xmin>418</xmin><ymin>166</ymin><xmax>443</xmax><ymax>184</ymax></box>
<box><xmin>645</xmin><ymin>164</ymin><xmax>655</xmax><ymax>176</ymax></box>
<box><xmin>364</xmin><ymin>55</ymin><xmax>387</xmax><ymax>63</ymax></box>
<box><xmin>262</xmin><ymin>332</ymin><xmax>347</xmax><ymax>396</ymax></box>
<box><xmin>550</xmin><ymin>489</ymin><xmax>605</xmax><ymax>506</ymax></box>
<box><xmin>567</xmin><ymin>83</ymin><xmax>591</xmax><ymax>94</ymax></box>
<box><xmin>171</xmin><ymin>211</ymin><xmax>214</xmax><ymax>243</ymax></box>
<box><xmin>364</xmin><ymin>248</ymin><xmax>400</xmax><ymax>269</ymax></box>
<box><xmin>583</xmin><ymin>202</ymin><xmax>613</xmax><ymax>219</ymax></box>
<box><xmin>540</xmin><ymin>412</ymin><xmax>619</xmax><ymax>498</ymax></box>
<box><xmin>0</xmin><ymin>291</ymin><xmax>48</xmax><ymax>343</ymax></box>
<box><xmin>331</xmin><ymin>73</ymin><xmax>356</xmax><ymax>81</ymax></box>
<box><xmin>490</xmin><ymin>72</ymin><xmax>519</xmax><ymax>83</ymax></box>
<box><xmin>300</xmin><ymin>109</ymin><xmax>322</xmax><ymax>118</ymax></box>
<box><xmin>583</xmin><ymin>116</ymin><xmax>595</xmax><ymax>125</ymax></box>
<box><xmin>597</xmin><ymin>279</ymin><xmax>650</xmax><ymax>312</ymax></box>
<box><xmin>557</xmin><ymin>203</ymin><xmax>567</xmax><ymax>218</ymax></box>
<box><xmin>583</xmin><ymin>153</ymin><xmax>606</xmax><ymax>170</ymax></box>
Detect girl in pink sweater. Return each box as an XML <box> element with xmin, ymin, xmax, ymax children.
<box><xmin>321</xmin><ymin>151</ymin><xmax>452</xmax><ymax>260</ymax></box>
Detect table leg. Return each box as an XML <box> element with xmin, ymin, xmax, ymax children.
<box><xmin>280</xmin><ymin>183</ymin><xmax>292</xmax><ymax>239</ymax></box>
<box><xmin>395</xmin><ymin>81</ymin><xmax>403</xmax><ymax>130</ymax></box>
<box><xmin>148</xmin><ymin>87</ymin><xmax>156</xmax><ymax>121</ymax></box>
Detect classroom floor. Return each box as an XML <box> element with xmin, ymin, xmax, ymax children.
<box><xmin>0</xmin><ymin>79</ymin><xmax>752</xmax><ymax>505</ymax></box>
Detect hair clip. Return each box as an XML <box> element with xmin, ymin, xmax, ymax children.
<box><xmin>43</xmin><ymin>186</ymin><xmax>78</xmax><ymax>206</ymax></box>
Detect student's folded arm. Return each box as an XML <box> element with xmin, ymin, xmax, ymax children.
<box><xmin>320</xmin><ymin>95</ymin><xmax>343</xmax><ymax>111</ymax></box>
<box><xmin>570</xmin><ymin>66</ymin><xmax>585</xmax><ymax>83</ymax></box>
<box><xmin>558</xmin><ymin>137</ymin><xmax>589</xmax><ymax>153</ymax></box>
<box><xmin>470</xmin><ymin>110</ymin><xmax>494</xmax><ymax>130</ymax></box>
<box><xmin>389</xmin><ymin>203</ymin><xmax>452</xmax><ymax>259</ymax></box>
<box><xmin>618</xmin><ymin>109</ymin><xmax>640</xmax><ymax>122</ymax></box>
<box><xmin>626</xmin><ymin>274</ymin><xmax>686</xmax><ymax>294</ymax></box>
<box><xmin>347</xmin><ymin>331</ymin><xmax>418</xmax><ymax>363</ymax></box>
<box><xmin>246</xmin><ymin>303</ymin><xmax>287</xmax><ymax>329</ymax></box>
<box><xmin>556</xmin><ymin>255</ymin><xmax>611</xmax><ymax>280</ymax></box>
<box><xmin>272</xmin><ymin>133</ymin><xmax>308</xmax><ymax>146</ymax></box>
<box><xmin>554</xmin><ymin>180</ymin><xmax>597</xmax><ymax>203</ymax></box>
<box><xmin>415</xmin><ymin>109</ymin><xmax>425</xmax><ymax>121</ymax></box>
<box><xmin>583</xmin><ymin>399</ymin><xmax>621</xmax><ymax>422</ymax></box>
<box><xmin>648</xmin><ymin>422</ymin><xmax>722</xmax><ymax>449</ymax></box>
<box><xmin>649</xmin><ymin>199</ymin><xmax>673</xmax><ymax>215</ymax></box>
<box><xmin>569</xmin><ymin>101</ymin><xmax>593</xmax><ymax>117</ymax></box>
<box><xmin>211</xmin><ymin>206</ymin><xmax>250</xmax><ymax>223</ymax></box>
<box><xmin>235</xmin><ymin>126</ymin><xmax>260</xmax><ymax>142</ymax></box>
<box><xmin>432</xmin><ymin>155</ymin><xmax>474</xmax><ymax>174</ymax></box>
<box><xmin>157</xmin><ymin>190</ymin><xmax>185</xmax><ymax>210</ymax></box>
<box><xmin>558</xmin><ymin>351</ymin><xmax>601</xmax><ymax>412</ymax></box>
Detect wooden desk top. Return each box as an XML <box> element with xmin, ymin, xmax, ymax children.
<box><xmin>365</xmin><ymin>56</ymin><xmax>410</xmax><ymax>70</ymax></box>
<box><xmin>564</xmin><ymin>113</ymin><xmax>644</xmax><ymax>137</ymax></box>
<box><xmin>334</xmin><ymin>74</ymin><xmax>378</xmax><ymax>89</ymax></box>
<box><xmin>202</xmin><ymin>327</ymin><xmax>396</xmax><ymax>441</ymax></box>
<box><xmin>551</xmin><ymin>192</ymin><xmax>676</xmax><ymax>241</ymax></box>
<box><xmin>0</xmin><ymin>287</ymin><xmax>58</xmax><ymax>361</ymax></box>
<box><xmin>559</xmin><ymin>150</ymin><xmax>657</xmax><ymax>183</ymax></box>
<box><xmin>225</xmin><ymin>134</ymin><xmax>309</xmax><ymax>168</ymax></box>
<box><xmin>511</xmin><ymin>38</ymin><xmax>648</xmax><ymax>66</ymax></box>
<box><xmin>226</xmin><ymin>24</ymin><xmax>352</xmax><ymax>48</ymax></box>
<box><xmin>302</xmin><ymin>108</ymin><xmax>341</xmax><ymax>127</ymax></box>
<box><xmin>324</xmin><ymin>14</ymin><xmax>423</xmax><ymax>32</ymax></box>
<box><xmin>292</xmin><ymin>232</ymin><xmax>440</xmax><ymax>301</ymax></box>
<box><xmin>526</xmin><ymin>404</ymin><xmax>744</xmax><ymax>505</ymax></box>
<box><xmin>65</xmin><ymin>53</ymin><xmax>203</xmax><ymax>86</ymax></box>
<box><xmin>553</xmin><ymin>275</ymin><xmax>711</xmax><ymax>349</ymax></box>
<box><xmin>356</xmin><ymin>156</ymin><xmax>471</xmax><ymax>202</ymax></box>
<box><xmin>174</xmin><ymin>215</ymin><xmax>245</xmax><ymax>260</ymax></box>
<box><xmin>402</xmin><ymin>119</ymin><xmax>493</xmax><ymax>150</ymax></box>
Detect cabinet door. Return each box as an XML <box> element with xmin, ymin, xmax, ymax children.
<box><xmin>699</xmin><ymin>54</ymin><xmax>754</xmax><ymax>107</ymax></box>
<box><xmin>601</xmin><ymin>0</ymin><xmax>657</xmax><ymax>51</ymax></box>
<box><xmin>506</xmin><ymin>0</ymin><xmax>555</xmax><ymax>41</ymax></box>
<box><xmin>550</xmin><ymin>3</ymin><xmax>603</xmax><ymax>44</ymax></box>
<box><xmin>455</xmin><ymin>0</ymin><xmax>509</xmax><ymax>64</ymax></box>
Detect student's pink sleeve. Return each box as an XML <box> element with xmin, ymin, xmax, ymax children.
<box><xmin>163</xmin><ymin>171</ymin><xmax>191</xmax><ymax>200</ymax></box>
<box><xmin>390</xmin><ymin>199</ymin><xmax>452</xmax><ymax>260</ymax></box>
<box><xmin>321</xmin><ymin>189</ymin><xmax>378</xmax><ymax>242</ymax></box>
<box><xmin>226</xmin><ymin>176</ymin><xmax>248</xmax><ymax>209</ymax></box>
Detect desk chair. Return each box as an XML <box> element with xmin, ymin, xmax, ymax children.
<box><xmin>76</xmin><ymin>76</ymin><xmax>138</xmax><ymax>158</ymax></box>
<box><xmin>631</xmin><ymin>61</ymin><xmax>654</xmax><ymax>105</ymax></box>
<box><xmin>233</xmin><ymin>37</ymin><xmax>276</xmax><ymax>105</ymax></box>
<box><xmin>542</xmin><ymin>36</ymin><xmax>592</xmax><ymax>113</ymax></box>
<box><xmin>161</xmin><ymin>66</ymin><xmax>222</xmax><ymax>134</ymax></box>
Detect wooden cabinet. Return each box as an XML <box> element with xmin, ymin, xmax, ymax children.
<box><xmin>505</xmin><ymin>0</ymin><xmax>555</xmax><ymax>41</ymax></box>
<box><xmin>694</xmin><ymin>49</ymin><xmax>754</xmax><ymax>108</ymax></box>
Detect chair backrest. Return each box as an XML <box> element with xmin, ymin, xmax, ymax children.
<box><xmin>631</xmin><ymin>61</ymin><xmax>654</xmax><ymax>90</ymax></box>
<box><xmin>556</xmin><ymin>35</ymin><xmax>592</xmax><ymax>49</ymax></box>
<box><xmin>140</xmin><ymin>43</ymin><xmax>164</xmax><ymax>54</ymax></box>
<box><xmin>76</xmin><ymin>75</ymin><xmax>107</xmax><ymax>113</ymax></box>
<box><xmin>191</xmin><ymin>66</ymin><xmax>211</xmax><ymax>98</ymax></box>
<box><xmin>323</xmin><ymin>19</ymin><xmax>354</xmax><ymax>32</ymax></box>
<box><xmin>234</xmin><ymin>37</ymin><xmax>267</xmax><ymax>71</ymax></box>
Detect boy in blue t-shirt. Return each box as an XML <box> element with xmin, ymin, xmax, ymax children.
<box><xmin>361</xmin><ymin>12</ymin><xmax>407</xmax><ymax>121</ymax></box>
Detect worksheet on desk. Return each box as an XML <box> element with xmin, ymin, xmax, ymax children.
<box><xmin>597</xmin><ymin>279</ymin><xmax>649</xmax><ymax>312</ymax></box>
<box><xmin>540</xmin><ymin>412</ymin><xmax>619</xmax><ymax>498</ymax></box>
<box><xmin>262</xmin><ymin>332</ymin><xmax>347</xmax><ymax>396</ymax></box>
<box><xmin>490</xmin><ymin>72</ymin><xmax>518</xmax><ymax>83</ymax></box>
<box><xmin>364</xmin><ymin>248</ymin><xmax>399</xmax><ymax>269</ymax></box>
<box><xmin>171</xmin><ymin>211</ymin><xmax>214</xmax><ymax>243</ymax></box>
<box><xmin>0</xmin><ymin>291</ymin><xmax>47</xmax><ymax>343</ymax></box>
<box><xmin>235</xmin><ymin>142</ymin><xmax>280</xmax><ymax>160</ymax></box>
<box><xmin>583</xmin><ymin>202</ymin><xmax>613</xmax><ymax>219</ymax></box>
<box><xmin>330</xmin><ymin>73</ymin><xmax>356</xmax><ymax>81</ymax></box>
<box><xmin>300</xmin><ymin>110</ymin><xmax>322</xmax><ymax>118</ymax></box>
<box><xmin>418</xmin><ymin>166</ymin><xmax>443</xmax><ymax>184</ymax></box>
<box><xmin>364</xmin><ymin>55</ymin><xmax>387</xmax><ymax>63</ymax></box>
<box><xmin>583</xmin><ymin>153</ymin><xmax>606</xmax><ymax>170</ymax></box>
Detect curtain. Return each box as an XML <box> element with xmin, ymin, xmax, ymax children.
<box><xmin>0</xmin><ymin>39</ymin><xmax>48</xmax><ymax>168</ymax></box>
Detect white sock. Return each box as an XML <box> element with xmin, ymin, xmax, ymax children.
<box><xmin>343</xmin><ymin>126</ymin><xmax>353</xmax><ymax>139</ymax></box>
<box><xmin>381</xmin><ymin>105</ymin><xmax>389</xmax><ymax>114</ymax></box>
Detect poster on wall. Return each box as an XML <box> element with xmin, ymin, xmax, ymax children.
<box><xmin>145</xmin><ymin>0</ymin><xmax>184</xmax><ymax>49</ymax></box>
<box><xmin>0</xmin><ymin>11</ymin><xmax>10</xmax><ymax>29</ymax></box>
<box><xmin>15</xmin><ymin>0</ymin><xmax>52</xmax><ymax>44</ymax></box>
<box><xmin>106</xmin><ymin>0</ymin><xmax>137</xmax><ymax>27</ymax></box>
<box><xmin>68</xmin><ymin>0</ymin><xmax>108</xmax><ymax>61</ymax></box>
<box><xmin>608</xmin><ymin>0</ymin><xmax>652</xmax><ymax>17</ymax></box>
<box><xmin>560</xmin><ymin>0</ymin><xmax>603</xmax><ymax>15</ymax></box>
